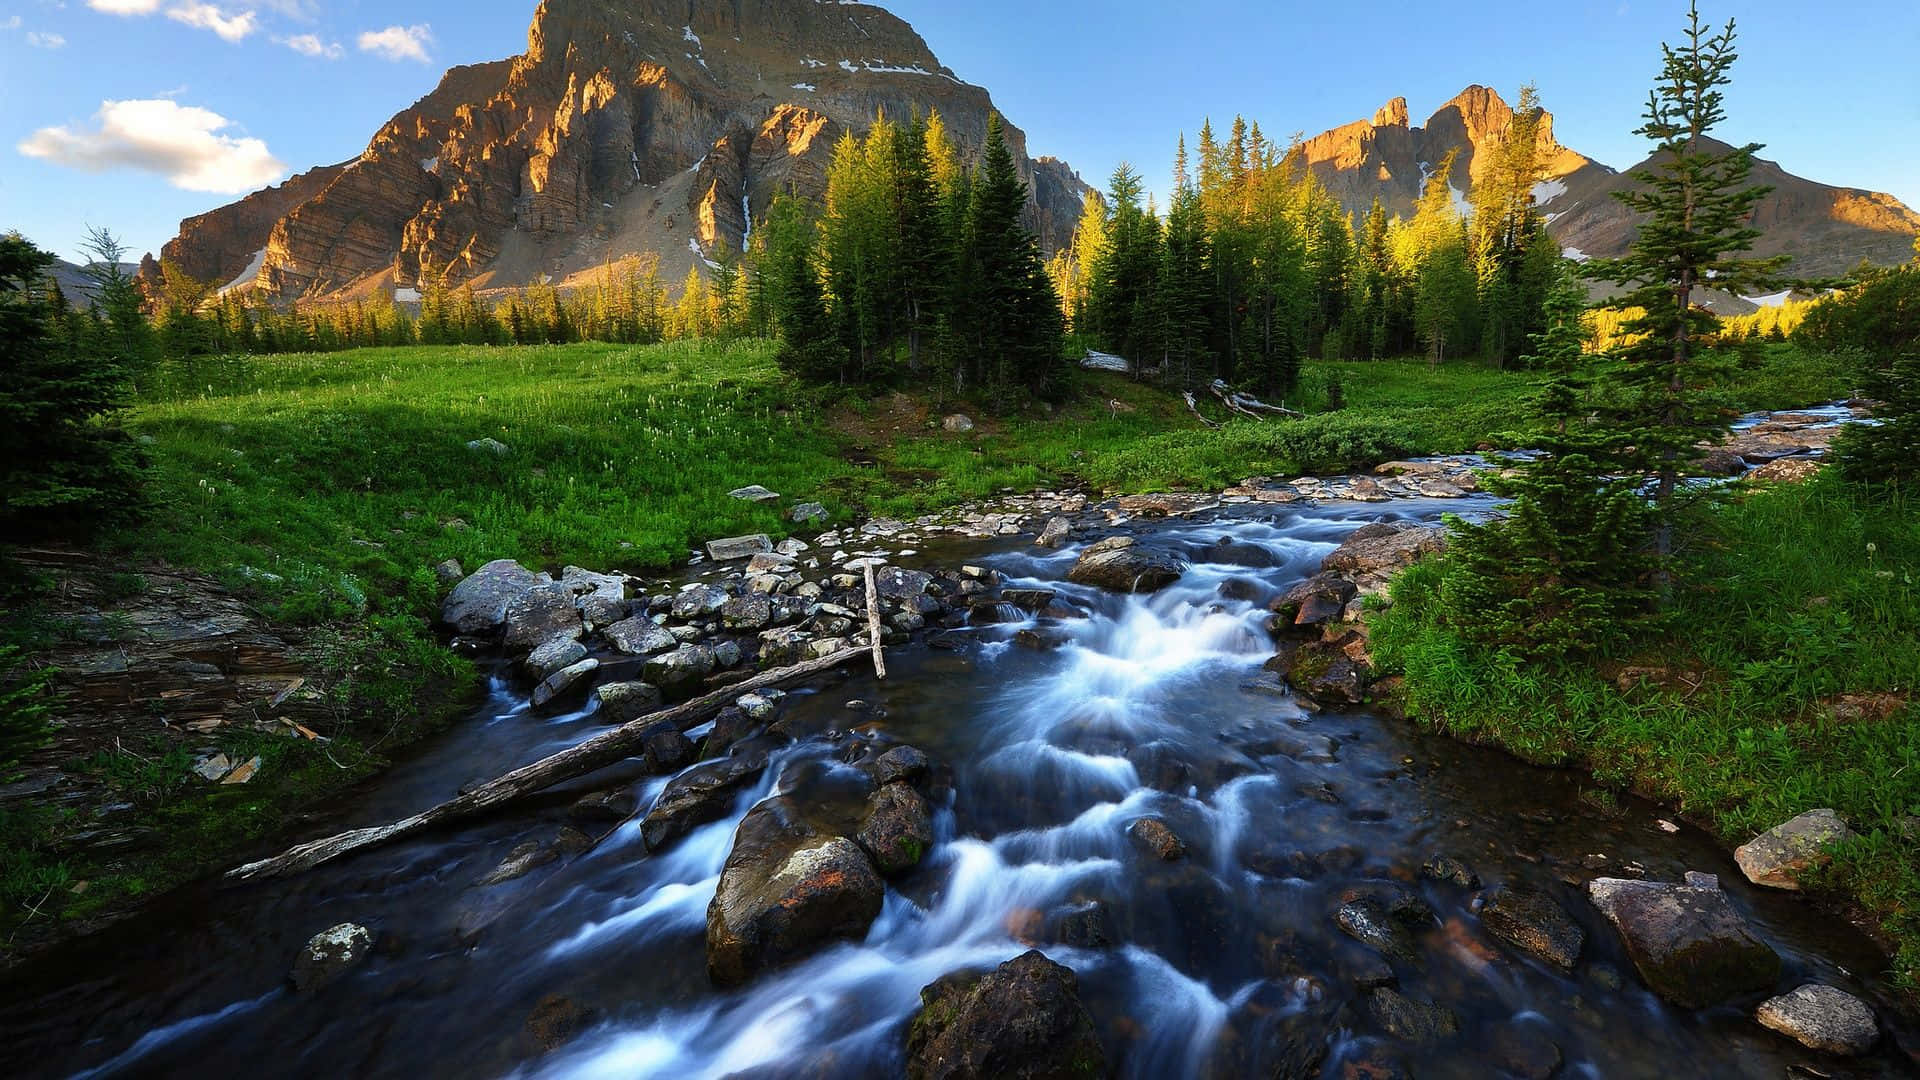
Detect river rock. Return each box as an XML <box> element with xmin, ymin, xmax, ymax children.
<box><xmin>707</xmin><ymin>534</ymin><xmax>774</xmax><ymax>562</ymax></box>
<box><xmin>1037</xmin><ymin>516</ymin><xmax>1072</xmax><ymax>548</ymax></box>
<box><xmin>857</xmin><ymin>782</ymin><xmax>935</xmax><ymax>876</ymax></box>
<box><xmin>291</xmin><ymin>923</ymin><xmax>374</xmax><ymax>991</ymax></box>
<box><xmin>1271</xmin><ymin>572</ymin><xmax>1359</xmax><ymax>627</ymax></box>
<box><xmin>1693</xmin><ymin>448</ymin><xmax>1748</xmax><ymax>477</ymax></box>
<box><xmin>595</xmin><ymin>680</ymin><xmax>663</xmax><ymax>723</ymax></box>
<box><xmin>604</xmin><ymin>616</ymin><xmax>678</xmax><ymax>656</ymax></box>
<box><xmin>1420</xmin><ymin>854</ymin><xmax>1482</xmax><ymax>889</ymax></box>
<box><xmin>707</xmin><ymin>796</ymin><xmax>885</xmax><ymax>987</ymax></box>
<box><xmin>1365</xmin><ymin>987</ymin><xmax>1459</xmax><ymax>1043</ymax></box>
<box><xmin>642</xmin><ymin>750</ymin><xmax>772</xmax><ymax>851</ymax></box>
<box><xmin>872</xmin><ymin>745</ymin><xmax>931</xmax><ymax>786</ymax></box>
<box><xmin>1747</xmin><ymin>457</ymin><xmax>1825</xmax><ymax>485</ymax></box>
<box><xmin>1276</xmin><ymin>634</ymin><xmax>1370</xmax><ymax>710</ymax></box>
<box><xmin>570</xmin><ymin>786</ymin><xmax>639</xmax><ymax>823</ymax></box>
<box><xmin>1754</xmin><ymin>984</ymin><xmax>1880</xmax><ymax>1056</ymax></box>
<box><xmin>441</xmin><ymin>560</ymin><xmax>545</xmax><ymax>635</ymax></box>
<box><xmin>525</xmin><ymin>994</ymin><xmax>597</xmax><ymax>1052</ymax></box>
<box><xmin>476</xmin><ymin>837</ymin><xmax>560</xmax><ymax>886</ymax></box>
<box><xmin>790</xmin><ymin>502</ymin><xmax>828</xmax><ymax>525</ymax></box>
<box><xmin>1128</xmin><ymin>817</ymin><xmax>1188</xmax><ymax>861</ymax></box>
<box><xmin>1335</xmin><ymin>898</ymin><xmax>1420</xmax><ymax>961</ymax></box>
<box><xmin>905</xmin><ymin>950</ymin><xmax>1105</xmax><ymax>1080</ymax></box>
<box><xmin>874</xmin><ymin>566</ymin><xmax>934</xmax><ymax>601</ymax></box>
<box><xmin>642</xmin><ymin>725</ymin><xmax>697</xmax><ymax>773</ymax></box>
<box><xmin>1479</xmin><ymin>886</ymin><xmax>1585</xmax><ymax>971</ymax></box>
<box><xmin>1734</xmin><ymin>808</ymin><xmax>1854</xmax><ymax>891</ymax></box>
<box><xmin>672</xmin><ymin>584</ymin><xmax>732</xmax><ymax>620</ymax></box>
<box><xmin>525</xmin><ymin>636</ymin><xmax>589</xmax><ymax>677</ymax></box>
<box><xmin>644</xmin><ymin>645</ymin><xmax>716</xmax><ymax>693</ymax></box>
<box><xmin>1319</xmin><ymin>525</ymin><xmax>1448</xmax><ymax>592</ymax></box>
<box><xmin>531</xmin><ymin>658</ymin><xmax>599</xmax><ymax>710</ymax></box>
<box><xmin>721</xmin><ymin>594</ymin><xmax>775</xmax><ymax>632</ymax></box>
<box><xmin>503</xmin><ymin>583</ymin><xmax>584</xmax><ymax>653</ymax></box>
<box><xmin>1587</xmin><ymin>872</ymin><xmax>1781</xmax><ymax>1008</ymax></box>
<box><xmin>1066</xmin><ymin>536</ymin><xmax>1185</xmax><ymax>594</ymax></box>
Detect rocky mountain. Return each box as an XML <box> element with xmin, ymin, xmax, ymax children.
<box><xmin>1292</xmin><ymin>86</ymin><xmax>1920</xmax><ymax>281</ymax></box>
<box><xmin>157</xmin><ymin>0</ymin><xmax>1094</xmax><ymax>302</ymax></box>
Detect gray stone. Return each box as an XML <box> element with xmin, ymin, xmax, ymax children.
<box><xmin>531</xmin><ymin>659</ymin><xmax>599</xmax><ymax>709</ymax></box>
<box><xmin>727</xmin><ymin>485</ymin><xmax>781</xmax><ymax>503</ymax></box>
<box><xmin>291</xmin><ymin>923</ymin><xmax>373</xmax><ymax>991</ymax></box>
<box><xmin>476</xmin><ymin>838</ymin><xmax>559</xmax><ymax>886</ymax></box>
<box><xmin>466</xmin><ymin>437</ymin><xmax>510</xmax><ymax>457</ymax></box>
<box><xmin>671</xmin><ymin>584</ymin><xmax>732</xmax><ymax>621</ymax></box>
<box><xmin>1066</xmin><ymin>536</ymin><xmax>1185</xmax><ymax>594</ymax></box>
<box><xmin>905</xmin><ymin>951</ymin><xmax>1105</xmax><ymax>1080</ymax></box>
<box><xmin>441</xmin><ymin>559</ymin><xmax>545</xmax><ymax>635</ymax></box>
<box><xmin>1587</xmin><ymin>872</ymin><xmax>1781</xmax><ymax>1008</ymax></box>
<box><xmin>1366</xmin><ymin>987</ymin><xmax>1459</xmax><ymax>1043</ymax></box>
<box><xmin>595</xmin><ymin>681</ymin><xmax>663</xmax><ymax>723</ymax></box>
<box><xmin>721</xmin><ymin>594</ymin><xmax>774</xmax><ymax>632</ymax></box>
<box><xmin>1735</xmin><ymin>809</ymin><xmax>1855</xmax><ymax>891</ymax></box>
<box><xmin>644</xmin><ymin>646</ymin><xmax>715</xmax><ymax>692</ymax></box>
<box><xmin>433</xmin><ymin>559</ymin><xmax>464</xmax><ymax>588</ymax></box>
<box><xmin>706</xmin><ymin>534</ymin><xmax>774</xmax><ymax>562</ymax></box>
<box><xmin>525</xmin><ymin>637</ymin><xmax>589</xmax><ymax>677</ymax></box>
<box><xmin>745</xmin><ymin>552</ymin><xmax>796</xmax><ymax>575</ymax></box>
<box><xmin>1036</xmin><ymin>516</ymin><xmax>1072</xmax><ymax>548</ymax></box>
<box><xmin>1480</xmin><ymin>886</ymin><xmax>1585</xmax><ymax>971</ymax></box>
<box><xmin>503</xmin><ymin>583</ymin><xmax>583</xmax><ymax>653</ymax></box>
<box><xmin>706</xmin><ymin>796</ymin><xmax>885</xmax><ymax>985</ymax></box>
<box><xmin>874</xmin><ymin>566</ymin><xmax>933</xmax><ymax>601</ymax></box>
<box><xmin>1755</xmin><ymin>984</ymin><xmax>1880</xmax><ymax>1056</ymax></box>
<box><xmin>642</xmin><ymin>751</ymin><xmax>773</xmax><ymax>851</ymax></box>
<box><xmin>942</xmin><ymin>414</ymin><xmax>975</xmax><ymax>432</ymax></box>
<box><xmin>856</xmin><ymin>782</ymin><xmax>935</xmax><ymax>876</ymax></box>
<box><xmin>790</xmin><ymin>502</ymin><xmax>828</xmax><ymax>525</ymax></box>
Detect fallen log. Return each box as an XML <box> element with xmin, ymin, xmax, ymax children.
<box><xmin>863</xmin><ymin>562</ymin><xmax>888</xmax><ymax>680</ymax></box>
<box><xmin>1182</xmin><ymin>391</ymin><xmax>1221</xmax><ymax>428</ymax></box>
<box><xmin>1209</xmin><ymin>379</ymin><xmax>1305</xmax><ymax>420</ymax></box>
<box><xmin>226</xmin><ymin>646</ymin><xmax>870</xmax><ymax>883</ymax></box>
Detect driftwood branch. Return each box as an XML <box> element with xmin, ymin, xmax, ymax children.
<box><xmin>1210</xmin><ymin>380</ymin><xmax>1305</xmax><ymax>420</ymax></box>
<box><xmin>863</xmin><ymin>562</ymin><xmax>888</xmax><ymax>680</ymax></box>
<box><xmin>226</xmin><ymin>646</ymin><xmax>870</xmax><ymax>883</ymax></box>
<box><xmin>1182</xmin><ymin>391</ymin><xmax>1221</xmax><ymax>429</ymax></box>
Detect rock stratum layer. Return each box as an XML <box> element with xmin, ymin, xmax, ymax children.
<box><xmin>1291</xmin><ymin>85</ymin><xmax>1920</xmax><ymax>283</ymax></box>
<box><xmin>160</xmin><ymin>0</ymin><xmax>1093</xmax><ymax>301</ymax></box>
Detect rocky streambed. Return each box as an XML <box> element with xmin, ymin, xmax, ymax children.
<box><xmin>1</xmin><ymin>403</ymin><xmax>1910</xmax><ymax>1078</ymax></box>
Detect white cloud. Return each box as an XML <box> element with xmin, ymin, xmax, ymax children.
<box><xmin>88</xmin><ymin>0</ymin><xmax>164</xmax><ymax>14</ymax></box>
<box><xmin>1</xmin><ymin>16</ymin><xmax>21</xmax><ymax>30</ymax></box>
<box><xmin>17</xmin><ymin>98</ymin><xmax>287</xmax><ymax>194</ymax></box>
<box><xmin>27</xmin><ymin>31</ymin><xmax>66</xmax><ymax>48</ymax></box>
<box><xmin>358</xmin><ymin>23</ymin><xmax>431</xmax><ymax>63</ymax></box>
<box><xmin>277</xmin><ymin>32</ymin><xmax>341</xmax><ymax>58</ymax></box>
<box><xmin>165</xmin><ymin>2</ymin><xmax>255</xmax><ymax>42</ymax></box>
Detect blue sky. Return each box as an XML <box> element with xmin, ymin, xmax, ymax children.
<box><xmin>3</xmin><ymin>0</ymin><xmax>1916</xmax><ymax>265</ymax></box>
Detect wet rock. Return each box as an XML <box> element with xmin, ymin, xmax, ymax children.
<box><xmin>594</xmin><ymin>681</ymin><xmax>662</xmax><ymax>723</ymax></box>
<box><xmin>1319</xmin><ymin>526</ymin><xmax>1447</xmax><ymax>592</ymax></box>
<box><xmin>604</xmin><ymin>617</ymin><xmax>677</xmax><ymax>656</ymax></box>
<box><xmin>1037</xmin><ymin>516</ymin><xmax>1072</xmax><ymax>548</ymax></box>
<box><xmin>503</xmin><ymin>584</ymin><xmax>584</xmax><ymax>653</ymax></box>
<box><xmin>1420</xmin><ymin>854</ymin><xmax>1481</xmax><ymax>889</ymax></box>
<box><xmin>1271</xmin><ymin>572</ymin><xmax>1358</xmax><ymax>627</ymax></box>
<box><xmin>442</xmin><ymin>560</ymin><xmax>544</xmax><ymax>635</ymax></box>
<box><xmin>1013</xmin><ymin>628</ymin><xmax>1070</xmax><ymax>651</ymax></box>
<box><xmin>1336</xmin><ymin>899</ymin><xmax>1420</xmax><ymax>961</ymax></box>
<box><xmin>525</xmin><ymin>994</ymin><xmax>597</xmax><ymax>1052</ymax></box>
<box><xmin>857</xmin><ymin>782</ymin><xmax>935</xmax><ymax>876</ymax></box>
<box><xmin>1128</xmin><ymin>817</ymin><xmax>1188</xmax><ymax>861</ymax></box>
<box><xmin>872</xmin><ymin>744</ymin><xmax>931</xmax><ymax>787</ymax></box>
<box><xmin>1365</xmin><ymin>987</ymin><xmax>1459</xmax><ymax>1043</ymax></box>
<box><xmin>531</xmin><ymin>658</ymin><xmax>599</xmax><ymax>710</ymax></box>
<box><xmin>1734</xmin><ymin>808</ymin><xmax>1855</xmax><ymax>891</ymax></box>
<box><xmin>291</xmin><ymin>923</ymin><xmax>374</xmax><ymax>991</ymax></box>
<box><xmin>1276</xmin><ymin>634</ymin><xmax>1370</xmax><ymax>710</ymax></box>
<box><xmin>569</xmin><ymin>786</ymin><xmax>638</xmax><ymax>824</ymax></box>
<box><xmin>1001</xmin><ymin>588</ymin><xmax>1058</xmax><ymax>612</ymax></box>
<box><xmin>1208</xmin><ymin>984</ymin><xmax>1339</xmax><ymax>1080</ymax></box>
<box><xmin>1066</xmin><ymin>536</ymin><xmax>1185</xmax><ymax>594</ymax></box>
<box><xmin>642</xmin><ymin>751</ymin><xmax>771</xmax><ymax>851</ymax></box>
<box><xmin>1489</xmin><ymin>1022</ymin><xmax>1563</xmax><ymax>1079</ymax></box>
<box><xmin>644</xmin><ymin>646</ymin><xmax>716</xmax><ymax>693</ymax></box>
<box><xmin>707</xmin><ymin>535</ymin><xmax>774</xmax><ymax>562</ymax></box>
<box><xmin>476</xmin><ymin>838</ymin><xmax>560</xmax><ymax>886</ymax></box>
<box><xmin>1048</xmin><ymin>902</ymin><xmax>1118</xmax><ymax>950</ymax></box>
<box><xmin>525</xmin><ymin>636</ymin><xmax>590</xmax><ymax>679</ymax></box>
<box><xmin>1339</xmin><ymin>1045</ymin><xmax>1414</xmax><ymax>1079</ymax></box>
<box><xmin>875</xmin><ymin>566</ymin><xmax>934</xmax><ymax>601</ymax></box>
<box><xmin>707</xmin><ymin>796</ymin><xmax>885</xmax><ymax>987</ymax></box>
<box><xmin>905</xmin><ymin>950</ymin><xmax>1105</xmax><ymax>1080</ymax></box>
<box><xmin>672</xmin><ymin>584</ymin><xmax>732</xmax><ymax>620</ymax></box>
<box><xmin>642</xmin><ymin>726</ymin><xmax>696</xmax><ymax>773</ymax></box>
<box><xmin>1479</xmin><ymin>886</ymin><xmax>1585</xmax><ymax>971</ymax></box>
<box><xmin>1755</xmin><ymin>984</ymin><xmax>1880</xmax><ymax>1056</ymax></box>
<box><xmin>1587</xmin><ymin>872</ymin><xmax>1781</xmax><ymax>1008</ymax></box>
<box><xmin>1693</xmin><ymin>447</ymin><xmax>1747</xmax><ymax>477</ymax></box>
<box><xmin>721</xmin><ymin>594</ymin><xmax>774</xmax><ymax>632</ymax></box>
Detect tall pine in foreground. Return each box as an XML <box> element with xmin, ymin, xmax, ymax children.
<box><xmin>1582</xmin><ymin>1</ymin><xmax>1784</xmax><ymax>587</ymax></box>
<box><xmin>1436</xmin><ymin>262</ymin><xmax>1654</xmax><ymax>657</ymax></box>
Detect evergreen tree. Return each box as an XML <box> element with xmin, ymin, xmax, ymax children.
<box><xmin>1582</xmin><ymin>1</ymin><xmax>1785</xmax><ymax>586</ymax></box>
<box><xmin>1833</xmin><ymin>353</ymin><xmax>1919</xmax><ymax>490</ymax></box>
<box><xmin>79</xmin><ymin>227</ymin><xmax>158</xmax><ymax>388</ymax></box>
<box><xmin>764</xmin><ymin>196</ymin><xmax>846</xmax><ymax>382</ymax></box>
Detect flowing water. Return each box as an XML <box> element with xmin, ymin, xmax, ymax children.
<box><xmin>3</xmin><ymin>496</ymin><xmax>1914</xmax><ymax>1078</ymax></box>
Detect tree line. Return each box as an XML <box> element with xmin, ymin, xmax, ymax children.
<box><xmin>1050</xmin><ymin>88</ymin><xmax>1563</xmax><ymax>398</ymax></box>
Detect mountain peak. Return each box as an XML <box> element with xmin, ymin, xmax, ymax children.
<box><xmin>1371</xmin><ymin>97</ymin><xmax>1409</xmax><ymax>129</ymax></box>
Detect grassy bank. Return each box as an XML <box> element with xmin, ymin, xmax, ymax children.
<box><xmin>1372</xmin><ymin>474</ymin><xmax>1920</xmax><ymax>990</ymax></box>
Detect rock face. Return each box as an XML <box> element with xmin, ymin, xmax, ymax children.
<box><xmin>1755</xmin><ymin>984</ymin><xmax>1880</xmax><ymax>1056</ymax></box>
<box><xmin>1066</xmin><ymin>536</ymin><xmax>1185</xmax><ymax>594</ymax></box>
<box><xmin>1587</xmin><ymin>872</ymin><xmax>1782</xmax><ymax>1008</ymax></box>
<box><xmin>1734</xmin><ymin>809</ymin><xmax>1855</xmax><ymax>890</ymax></box>
<box><xmin>1292</xmin><ymin>85</ymin><xmax>1918</xmax><ymax>281</ymax></box>
<box><xmin>152</xmin><ymin>0</ymin><xmax>1093</xmax><ymax>302</ymax></box>
<box><xmin>905</xmin><ymin>951</ymin><xmax>1105</xmax><ymax>1080</ymax></box>
<box><xmin>706</xmin><ymin>795</ymin><xmax>885</xmax><ymax>987</ymax></box>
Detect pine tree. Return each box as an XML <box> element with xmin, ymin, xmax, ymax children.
<box><xmin>1582</xmin><ymin>1</ymin><xmax>1785</xmax><ymax>587</ymax></box>
<box><xmin>765</xmin><ymin>195</ymin><xmax>846</xmax><ymax>382</ymax></box>
<box><xmin>1834</xmin><ymin>353</ymin><xmax>1919</xmax><ymax>490</ymax></box>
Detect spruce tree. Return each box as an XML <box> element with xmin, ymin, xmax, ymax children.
<box><xmin>1582</xmin><ymin>2</ymin><xmax>1784</xmax><ymax>585</ymax></box>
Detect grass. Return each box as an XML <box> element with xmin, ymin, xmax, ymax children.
<box><xmin>1371</xmin><ymin>475</ymin><xmax>1920</xmax><ymax>991</ymax></box>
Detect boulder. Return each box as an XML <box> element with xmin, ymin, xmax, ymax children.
<box><xmin>1066</xmin><ymin>536</ymin><xmax>1185</xmax><ymax>594</ymax></box>
<box><xmin>1270</xmin><ymin>572</ymin><xmax>1359</xmax><ymax>627</ymax></box>
<box><xmin>604</xmin><ymin>616</ymin><xmax>678</xmax><ymax>656</ymax></box>
<box><xmin>942</xmin><ymin>414</ymin><xmax>975</xmax><ymax>433</ymax></box>
<box><xmin>1276</xmin><ymin>634</ymin><xmax>1370</xmax><ymax>710</ymax></box>
<box><xmin>1747</xmin><ymin>457</ymin><xmax>1825</xmax><ymax>485</ymax></box>
<box><xmin>1420</xmin><ymin>854</ymin><xmax>1482</xmax><ymax>889</ymax></box>
<box><xmin>466</xmin><ymin>437</ymin><xmax>510</xmax><ymax>457</ymax></box>
<box><xmin>1587</xmin><ymin>872</ymin><xmax>1781</xmax><ymax>1008</ymax></box>
<box><xmin>1479</xmin><ymin>886</ymin><xmax>1585</xmax><ymax>971</ymax></box>
<box><xmin>1692</xmin><ymin>448</ymin><xmax>1748</xmax><ymax>477</ymax></box>
<box><xmin>1335</xmin><ymin>899</ymin><xmax>1420</xmax><ymax>961</ymax></box>
<box><xmin>642</xmin><ymin>725</ymin><xmax>696</xmax><ymax>773</ymax></box>
<box><xmin>1128</xmin><ymin>817</ymin><xmax>1188</xmax><ymax>861</ymax></box>
<box><xmin>707</xmin><ymin>535</ymin><xmax>774</xmax><ymax>562</ymax></box>
<box><xmin>1001</xmin><ymin>588</ymin><xmax>1057</xmax><ymax>613</ymax></box>
<box><xmin>503</xmin><ymin>583</ymin><xmax>584</xmax><ymax>653</ymax></box>
<box><xmin>790</xmin><ymin>502</ymin><xmax>828</xmax><ymax>525</ymax></box>
<box><xmin>1036</xmin><ymin>516</ymin><xmax>1072</xmax><ymax>548</ymax></box>
<box><xmin>531</xmin><ymin>658</ymin><xmax>599</xmax><ymax>710</ymax></box>
<box><xmin>644</xmin><ymin>646</ymin><xmax>716</xmax><ymax>693</ymax></box>
<box><xmin>1319</xmin><ymin>525</ymin><xmax>1447</xmax><ymax>592</ymax></box>
<box><xmin>707</xmin><ymin>796</ymin><xmax>886</xmax><ymax>986</ymax></box>
<box><xmin>1734</xmin><ymin>809</ymin><xmax>1854</xmax><ymax>891</ymax></box>
<box><xmin>291</xmin><ymin>923</ymin><xmax>374</xmax><ymax>991</ymax></box>
<box><xmin>905</xmin><ymin>951</ymin><xmax>1105</xmax><ymax>1080</ymax></box>
<box><xmin>570</xmin><ymin>786</ymin><xmax>639</xmax><ymax>823</ymax></box>
<box><xmin>872</xmin><ymin>745</ymin><xmax>931</xmax><ymax>787</ymax></box>
<box><xmin>433</xmin><ymin>559</ymin><xmax>464</xmax><ymax>588</ymax></box>
<box><xmin>476</xmin><ymin>837</ymin><xmax>561</xmax><ymax>886</ymax></box>
<box><xmin>441</xmin><ymin>560</ymin><xmax>545</xmax><ymax>635</ymax></box>
<box><xmin>1754</xmin><ymin>984</ymin><xmax>1880</xmax><ymax>1056</ymax></box>
<box><xmin>1366</xmin><ymin>987</ymin><xmax>1459</xmax><ymax>1043</ymax></box>
<box><xmin>722</xmin><ymin>594</ymin><xmax>775</xmax><ymax>632</ymax></box>
<box><xmin>728</xmin><ymin>485</ymin><xmax>781</xmax><ymax>503</ymax></box>
<box><xmin>874</xmin><ymin>566</ymin><xmax>934</xmax><ymax>601</ymax></box>
<box><xmin>594</xmin><ymin>681</ymin><xmax>663</xmax><ymax>723</ymax></box>
<box><xmin>642</xmin><ymin>751</ymin><xmax>772</xmax><ymax>851</ymax></box>
<box><xmin>857</xmin><ymin>782</ymin><xmax>935</xmax><ymax>876</ymax></box>
<box><xmin>672</xmin><ymin>584</ymin><xmax>732</xmax><ymax>620</ymax></box>
<box><xmin>525</xmin><ymin>636</ymin><xmax>589</xmax><ymax>678</ymax></box>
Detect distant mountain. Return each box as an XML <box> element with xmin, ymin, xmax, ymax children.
<box><xmin>154</xmin><ymin>0</ymin><xmax>1094</xmax><ymax>302</ymax></box>
<box><xmin>1291</xmin><ymin>85</ymin><xmax>1920</xmax><ymax>283</ymax></box>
